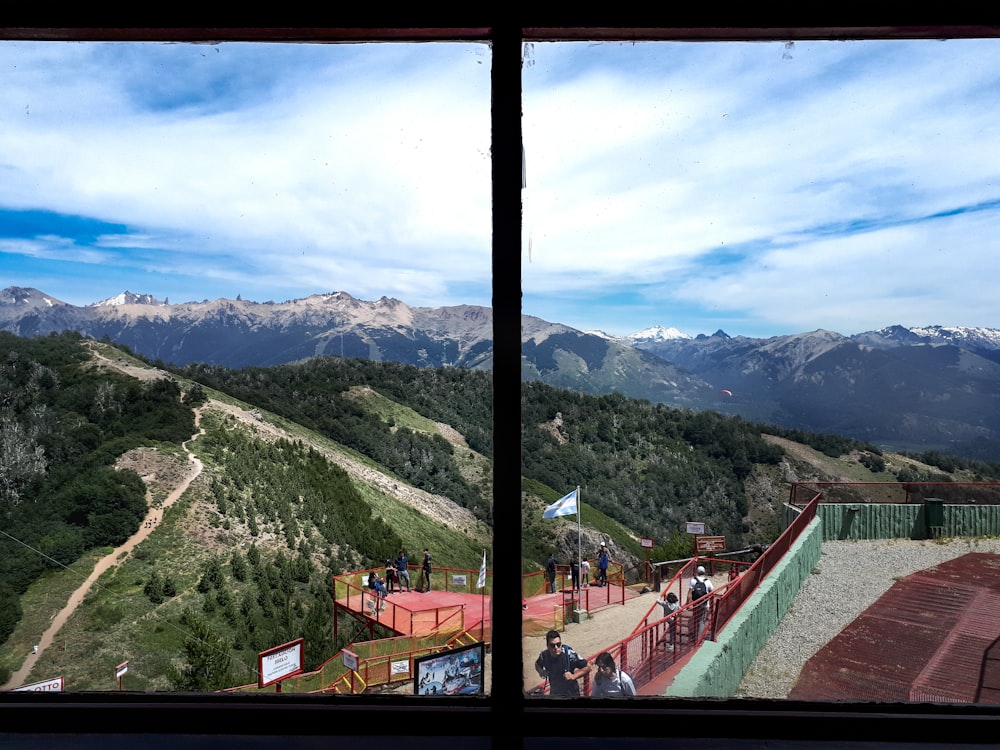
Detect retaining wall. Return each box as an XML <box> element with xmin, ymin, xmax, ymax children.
<box><xmin>818</xmin><ymin>503</ymin><xmax>1000</xmax><ymax>541</ymax></box>
<box><xmin>666</xmin><ymin>516</ymin><xmax>822</xmax><ymax>698</ymax></box>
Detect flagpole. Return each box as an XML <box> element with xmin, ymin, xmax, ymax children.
<box><xmin>576</xmin><ymin>485</ymin><xmax>582</xmax><ymax>597</ymax></box>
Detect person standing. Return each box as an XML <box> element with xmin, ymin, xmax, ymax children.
<box><xmin>546</xmin><ymin>553</ymin><xmax>557</xmax><ymax>594</ymax></box>
<box><xmin>580</xmin><ymin>557</ymin><xmax>591</xmax><ymax>587</ymax></box>
<box><xmin>534</xmin><ymin>630</ymin><xmax>591</xmax><ymax>696</ymax></box>
<box><xmin>396</xmin><ymin>551</ymin><xmax>411</xmax><ymax>592</ymax></box>
<box><xmin>421</xmin><ymin>548</ymin><xmax>433</xmax><ymax>593</ymax></box>
<box><xmin>596</xmin><ymin>544</ymin><xmax>609</xmax><ymax>587</ymax></box>
<box><xmin>591</xmin><ymin>652</ymin><xmax>636</xmax><ymax>697</ymax></box>
<box><xmin>570</xmin><ymin>557</ymin><xmax>580</xmax><ymax>591</ymax></box>
<box><xmin>384</xmin><ymin>558</ymin><xmax>398</xmax><ymax>594</ymax></box>
<box><xmin>688</xmin><ymin>565</ymin><xmax>714</xmax><ymax>640</ymax></box>
<box><xmin>656</xmin><ymin>592</ymin><xmax>680</xmax><ymax>649</ymax></box>
<box><xmin>367</xmin><ymin>569</ymin><xmax>386</xmax><ymax>611</ymax></box>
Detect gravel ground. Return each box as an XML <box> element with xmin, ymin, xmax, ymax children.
<box><xmin>735</xmin><ymin>537</ymin><xmax>1000</xmax><ymax>699</ymax></box>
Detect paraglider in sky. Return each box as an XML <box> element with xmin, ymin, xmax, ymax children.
<box><xmin>719</xmin><ymin>389</ymin><xmax>733</xmax><ymax>397</ymax></box>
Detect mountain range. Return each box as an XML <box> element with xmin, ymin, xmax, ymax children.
<box><xmin>2</xmin><ymin>286</ymin><xmax>999</xmax><ymax>459</ymax></box>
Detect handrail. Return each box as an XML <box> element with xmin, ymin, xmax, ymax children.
<box><xmin>530</xmin><ymin>494</ymin><xmax>822</xmax><ymax>695</ymax></box>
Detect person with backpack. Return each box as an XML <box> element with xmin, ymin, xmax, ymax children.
<box><xmin>656</xmin><ymin>591</ymin><xmax>681</xmax><ymax>649</ymax></box>
<box><xmin>591</xmin><ymin>652</ymin><xmax>636</xmax><ymax>697</ymax></box>
<box><xmin>688</xmin><ymin>565</ymin><xmax>714</xmax><ymax>640</ymax></box>
<box><xmin>534</xmin><ymin>630</ymin><xmax>591</xmax><ymax>696</ymax></box>
<box><xmin>596</xmin><ymin>544</ymin><xmax>609</xmax><ymax>587</ymax></box>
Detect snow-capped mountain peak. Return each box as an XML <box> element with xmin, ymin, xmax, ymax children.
<box><xmin>91</xmin><ymin>291</ymin><xmax>167</xmax><ymax>307</ymax></box>
<box><xmin>628</xmin><ymin>325</ymin><xmax>692</xmax><ymax>343</ymax></box>
<box><xmin>908</xmin><ymin>325</ymin><xmax>1000</xmax><ymax>348</ymax></box>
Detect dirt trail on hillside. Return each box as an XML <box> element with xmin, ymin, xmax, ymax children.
<box><xmin>3</xmin><ymin>412</ymin><xmax>205</xmax><ymax>691</ymax></box>
<box><xmin>89</xmin><ymin>348</ymin><xmax>481</xmax><ymax>535</ymax></box>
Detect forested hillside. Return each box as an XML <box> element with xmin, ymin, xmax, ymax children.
<box><xmin>177</xmin><ymin>359</ymin><xmax>494</xmax><ymax>521</ymax></box>
<box><xmin>5</xmin><ymin>332</ymin><xmax>995</xmax><ymax>690</ymax></box>
<box><xmin>1</xmin><ymin>335</ymin><xmax>490</xmax><ymax>689</ymax></box>
<box><xmin>0</xmin><ymin>332</ymin><xmax>195</xmax><ymax>644</ymax></box>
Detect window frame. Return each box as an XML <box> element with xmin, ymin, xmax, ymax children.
<box><xmin>2</xmin><ymin>19</ymin><xmax>1000</xmax><ymax>749</ymax></box>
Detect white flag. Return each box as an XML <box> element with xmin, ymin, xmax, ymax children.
<box><xmin>477</xmin><ymin>549</ymin><xmax>487</xmax><ymax>589</ymax></box>
<box><xmin>542</xmin><ymin>489</ymin><xmax>578</xmax><ymax>519</ymax></box>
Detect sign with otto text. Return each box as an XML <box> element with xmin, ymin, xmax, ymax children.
<box><xmin>14</xmin><ymin>676</ymin><xmax>64</xmax><ymax>692</ymax></box>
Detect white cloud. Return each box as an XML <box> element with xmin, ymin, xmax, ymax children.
<box><xmin>522</xmin><ymin>39</ymin><xmax>1000</xmax><ymax>335</ymax></box>
<box><xmin>0</xmin><ymin>41</ymin><xmax>492</xmax><ymax>307</ymax></box>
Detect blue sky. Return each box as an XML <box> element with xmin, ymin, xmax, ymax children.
<box><xmin>2</xmin><ymin>38</ymin><xmax>999</xmax><ymax>339</ymax></box>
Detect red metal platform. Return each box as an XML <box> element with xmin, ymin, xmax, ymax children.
<box><xmin>789</xmin><ymin>552</ymin><xmax>1000</xmax><ymax>704</ymax></box>
<box><xmin>336</xmin><ymin>588</ymin><xmax>491</xmax><ymax>640</ymax></box>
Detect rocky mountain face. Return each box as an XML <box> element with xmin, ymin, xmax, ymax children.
<box><xmin>0</xmin><ymin>287</ymin><xmax>716</xmax><ymax>410</ymax></box>
<box><xmin>2</xmin><ymin>285</ymin><xmax>998</xmax><ymax>458</ymax></box>
<box><xmin>0</xmin><ymin>287</ymin><xmax>496</xmax><ymax>370</ymax></box>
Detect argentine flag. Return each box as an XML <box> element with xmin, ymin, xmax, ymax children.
<box><xmin>542</xmin><ymin>489</ymin><xmax>578</xmax><ymax>519</ymax></box>
<box><xmin>477</xmin><ymin>549</ymin><xmax>487</xmax><ymax>589</ymax></box>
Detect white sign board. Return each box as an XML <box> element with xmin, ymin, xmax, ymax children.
<box><xmin>14</xmin><ymin>676</ymin><xmax>64</xmax><ymax>692</ymax></box>
<box><xmin>259</xmin><ymin>639</ymin><xmax>304</xmax><ymax>688</ymax></box>
<box><xmin>391</xmin><ymin>659</ymin><xmax>410</xmax><ymax>676</ymax></box>
<box><xmin>640</xmin><ymin>537</ymin><xmax>653</xmax><ymax>548</ymax></box>
<box><xmin>115</xmin><ymin>662</ymin><xmax>128</xmax><ymax>679</ymax></box>
<box><xmin>451</xmin><ymin>574</ymin><xmax>468</xmax><ymax>587</ymax></box>
<box><xmin>342</xmin><ymin>649</ymin><xmax>359</xmax><ymax>671</ymax></box>
<box><xmin>685</xmin><ymin>522</ymin><xmax>706</xmax><ymax>535</ymax></box>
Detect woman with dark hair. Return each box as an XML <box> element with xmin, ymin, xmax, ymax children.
<box><xmin>591</xmin><ymin>652</ymin><xmax>635</xmax><ymax>697</ymax></box>
<box><xmin>656</xmin><ymin>591</ymin><xmax>681</xmax><ymax>649</ymax></box>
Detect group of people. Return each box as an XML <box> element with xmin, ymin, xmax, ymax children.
<box><xmin>368</xmin><ymin>549</ymin><xmax>435</xmax><ymax>604</ymax></box>
<box><xmin>655</xmin><ymin>564</ymin><xmax>715</xmax><ymax>647</ymax></box>
<box><xmin>544</xmin><ymin>542</ymin><xmax>611</xmax><ymax>594</ymax></box>
<box><xmin>536</xmin><ymin>563</ymin><xmax>718</xmax><ymax>697</ymax></box>
<box><xmin>534</xmin><ymin>630</ymin><xmax>635</xmax><ymax>697</ymax></box>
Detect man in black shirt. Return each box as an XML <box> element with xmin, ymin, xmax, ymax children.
<box><xmin>534</xmin><ymin>630</ymin><xmax>591</xmax><ymax>696</ymax></box>
<box><xmin>421</xmin><ymin>548</ymin><xmax>433</xmax><ymax>593</ymax></box>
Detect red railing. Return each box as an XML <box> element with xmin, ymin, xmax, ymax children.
<box><xmin>532</xmin><ymin>495</ymin><xmax>822</xmax><ymax>695</ymax></box>
<box><xmin>522</xmin><ymin>561</ymin><xmax>626</xmax><ymax>611</ymax></box>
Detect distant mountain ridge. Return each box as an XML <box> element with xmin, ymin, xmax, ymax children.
<box><xmin>2</xmin><ymin>286</ymin><xmax>999</xmax><ymax>458</ymax></box>
<box><xmin>627</xmin><ymin>326</ymin><xmax>1000</xmax><ymax>458</ymax></box>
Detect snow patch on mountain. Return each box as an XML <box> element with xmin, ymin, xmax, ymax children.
<box><xmin>91</xmin><ymin>291</ymin><xmax>167</xmax><ymax>307</ymax></box>
<box><xmin>625</xmin><ymin>325</ymin><xmax>692</xmax><ymax>344</ymax></box>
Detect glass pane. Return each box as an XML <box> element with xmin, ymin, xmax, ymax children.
<box><xmin>521</xmin><ymin>39</ymin><xmax>1000</xmax><ymax>701</ymax></box>
<box><xmin>0</xmin><ymin>40</ymin><xmax>492</xmax><ymax>694</ymax></box>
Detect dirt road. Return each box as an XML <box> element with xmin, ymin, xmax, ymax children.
<box><xmin>2</xmin><ymin>413</ymin><xmax>205</xmax><ymax>690</ymax></box>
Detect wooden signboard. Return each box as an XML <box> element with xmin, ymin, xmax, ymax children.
<box><xmin>695</xmin><ymin>535</ymin><xmax>726</xmax><ymax>553</ymax></box>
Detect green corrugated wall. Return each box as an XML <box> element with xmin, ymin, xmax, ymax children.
<box><xmin>666</xmin><ymin>516</ymin><xmax>823</xmax><ymax>698</ymax></box>
<box><xmin>817</xmin><ymin>503</ymin><xmax>1000</xmax><ymax>541</ymax></box>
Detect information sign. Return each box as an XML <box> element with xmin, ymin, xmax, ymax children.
<box><xmin>342</xmin><ymin>649</ymin><xmax>359</xmax><ymax>671</ymax></box>
<box><xmin>258</xmin><ymin>638</ymin><xmax>305</xmax><ymax>688</ymax></box>
<box><xmin>695</xmin><ymin>535</ymin><xmax>726</xmax><ymax>552</ymax></box>
<box><xmin>14</xmin><ymin>677</ymin><xmax>64</xmax><ymax>692</ymax></box>
<box><xmin>685</xmin><ymin>522</ymin><xmax>706</xmax><ymax>535</ymax></box>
